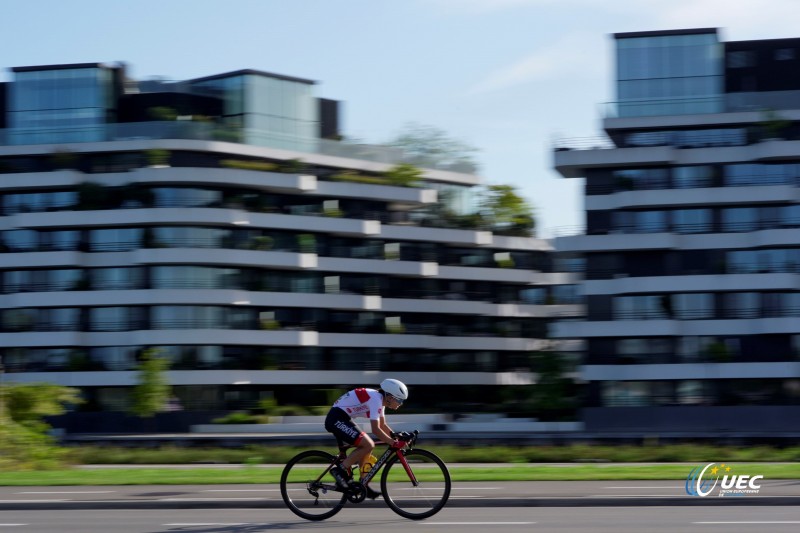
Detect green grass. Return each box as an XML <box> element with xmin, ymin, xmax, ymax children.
<box><xmin>0</xmin><ymin>463</ymin><xmax>798</xmax><ymax>486</ymax></box>
<box><xmin>63</xmin><ymin>443</ymin><xmax>800</xmax><ymax>465</ymax></box>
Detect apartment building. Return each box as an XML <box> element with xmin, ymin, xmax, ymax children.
<box><xmin>553</xmin><ymin>28</ymin><xmax>800</xmax><ymax>434</ymax></box>
<box><xmin>0</xmin><ymin>62</ymin><xmax>580</xmax><ymax>425</ymax></box>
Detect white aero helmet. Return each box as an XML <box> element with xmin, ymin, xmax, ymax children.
<box><xmin>380</xmin><ymin>378</ymin><xmax>408</xmax><ymax>400</ymax></box>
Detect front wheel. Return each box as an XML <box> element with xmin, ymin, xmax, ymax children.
<box><xmin>280</xmin><ymin>450</ymin><xmax>347</xmax><ymax>521</ymax></box>
<box><xmin>381</xmin><ymin>448</ymin><xmax>451</xmax><ymax>520</ymax></box>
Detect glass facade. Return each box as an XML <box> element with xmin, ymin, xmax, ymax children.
<box><xmin>616</xmin><ymin>32</ymin><xmax>723</xmax><ymax>117</ymax></box>
<box><xmin>191</xmin><ymin>73</ymin><xmax>317</xmax><ymax>151</ymax></box>
<box><xmin>8</xmin><ymin>67</ymin><xmax>114</xmax><ymax>143</ymax></box>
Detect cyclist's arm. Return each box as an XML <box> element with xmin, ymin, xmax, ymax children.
<box><xmin>370</xmin><ymin>416</ymin><xmax>395</xmax><ymax>446</ymax></box>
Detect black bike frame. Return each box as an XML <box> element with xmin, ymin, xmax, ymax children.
<box><xmin>328</xmin><ymin>442</ymin><xmax>419</xmax><ymax>488</ymax></box>
<box><xmin>363</xmin><ymin>444</ymin><xmax>418</xmax><ymax>487</ymax></box>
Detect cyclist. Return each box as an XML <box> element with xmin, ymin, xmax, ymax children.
<box><xmin>325</xmin><ymin>378</ymin><xmax>408</xmax><ymax>499</ymax></box>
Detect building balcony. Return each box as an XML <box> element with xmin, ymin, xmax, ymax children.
<box><xmin>554</xmin><ymin>145</ymin><xmax>674</xmax><ymax>179</ymax></box>
<box><xmin>317</xmin><ymin>332</ymin><xmax>544</xmax><ymax>351</ymax></box>
<box><xmin>3</xmin><ymin>369</ymin><xmax>534</xmax><ymax>387</ymax></box>
<box><xmin>0</xmin><ymin>122</ymin><xmax>480</xmax><ymax>183</ymax></box>
<box><xmin>0</xmin><ymin>289</ymin><xmax>382</xmax><ymax>312</ymax></box>
<box><xmin>13</xmin><ymin>207</ymin><xmax>381</xmax><ymax>238</ymax></box>
<box><xmin>552</xmin><ymin>316</ymin><xmax>800</xmax><ymax>338</ymax></box>
<box><xmin>556</xmin><ymin>228</ymin><xmax>800</xmax><ymax>252</ymax></box>
<box><xmin>583</xmin><ymin>273</ymin><xmax>800</xmax><ymax>295</ymax></box>
<box><xmin>582</xmin><ymin>362</ymin><xmax>800</xmax><ymax>382</ymax></box>
<box><xmin>586</xmin><ymin>184</ymin><xmax>800</xmax><ymax>211</ymax></box>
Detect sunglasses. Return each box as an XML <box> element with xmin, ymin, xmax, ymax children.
<box><xmin>388</xmin><ymin>394</ymin><xmax>404</xmax><ymax>406</ymax></box>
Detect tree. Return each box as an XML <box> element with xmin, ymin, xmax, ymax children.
<box><xmin>477</xmin><ymin>184</ymin><xmax>536</xmax><ymax>236</ymax></box>
<box><xmin>130</xmin><ymin>349</ymin><xmax>172</xmax><ymax>418</ymax></box>
<box><xmin>389</xmin><ymin>122</ymin><xmax>479</xmax><ymax>171</ymax></box>
<box><xmin>0</xmin><ymin>382</ymin><xmax>82</xmax><ymax>470</ymax></box>
<box><xmin>384</xmin><ymin>163</ymin><xmax>423</xmax><ymax>187</ymax></box>
<box><xmin>2</xmin><ymin>382</ymin><xmax>82</xmax><ymax>429</ymax></box>
<box><xmin>529</xmin><ymin>351</ymin><xmax>578</xmax><ymax>420</ymax></box>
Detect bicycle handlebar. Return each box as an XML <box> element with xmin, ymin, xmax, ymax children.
<box><xmin>391</xmin><ymin>430</ymin><xmax>419</xmax><ymax>448</ymax></box>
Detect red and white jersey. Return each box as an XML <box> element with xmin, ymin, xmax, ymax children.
<box><xmin>333</xmin><ymin>388</ymin><xmax>384</xmax><ymax>421</ymax></box>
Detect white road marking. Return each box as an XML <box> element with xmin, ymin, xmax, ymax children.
<box><xmin>0</xmin><ymin>526</ymin><xmax>28</xmax><ymax>528</ymax></box>
<box><xmin>164</xmin><ymin>524</ymin><xmax>251</xmax><ymax>527</ymax></box>
<box><xmin>695</xmin><ymin>522</ymin><xmax>800</xmax><ymax>525</ymax></box>
<box><xmin>604</xmin><ymin>486</ymin><xmax>680</xmax><ymax>489</ymax></box>
<box><xmin>16</xmin><ymin>491</ymin><xmax>116</xmax><ymax>494</ymax></box>
<box><xmin>589</xmin><ymin>494</ymin><xmax>684</xmax><ymax>498</ymax></box>
<box><xmin>0</xmin><ymin>500</ymin><xmax>69</xmax><ymax>503</ymax></box>
<box><xmin>202</xmin><ymin>489</ymin><xmax>279</xmax><ymax>492</ymax></box>
<box><xmin>158</xmin><ymin>498</ymin><xmax>269</xmax><ymax>502</ymax></box>
<box><xmin>418</xmin><ymin>522</ymin><xmax>536</xmax><ymax>526</ymax></box>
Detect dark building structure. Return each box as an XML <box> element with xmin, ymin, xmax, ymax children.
<box><xmin>553</xmin><ymin>28</ymin><xmax>800</xmax><ymax>435</ymax></box>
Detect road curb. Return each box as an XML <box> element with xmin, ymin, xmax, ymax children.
<box><xmin>2</xmin><ymin>496</ymin><xmax>799</xmax><ymax>511</ymax></box>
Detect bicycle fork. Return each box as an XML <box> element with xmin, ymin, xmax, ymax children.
<box><xmin>395</xmin><ymin>450</ymin><xmax>419</xmax><ymax>486</ymax></box>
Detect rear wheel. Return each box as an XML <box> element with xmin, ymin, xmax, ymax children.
<box><xmin>280</xmin><ymin>450</ymin><xmax>347</xmax><ymax>521</ymax></box>
<box><xmin>381</xmin><ymin>448</ymin><xmax>451</xmax><ymax>520</ymax></box>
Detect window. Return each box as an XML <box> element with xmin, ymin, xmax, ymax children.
<box><xmin>677</xmin><ymin>381</ymin><xmax>706</xmax><ymax>404</ymax></box>
<box><xmin>43</xmin><ymin>230</ymin><xmax>81</xmax><ymax>251</ymax></box>
<box><xmin>614</xmin><ymin>295</ymin><xmax>668</xmax><ymax>320</ymax></box>
<box><xmin>91</xmin><ymin>346</ymin><xmax>138</xmax><ymax>371</ymax></box>
<box><xmin>616</xmin><ymin>338</ymin><xmax>672</xmax><ymax>362</ymax></box>
<box><xmin>674</xmin><ymin>293</ymin><xmax>714</xmax><ymax>319</ymax></box>
<box><xmin>673</xmin><ymin>166</ymin><xmax>713</xmax><ymax>188</ymax></box>
<box><xmin>3</xmin><ymin>229</ymin><xmax>38</xmax><ymax>252</ymax></box>
<box><xmin>637</xmin><ymin>211</ymin><xmax>667</xmax><ymax>233</ymax></box>
<box><xmin>613</xmin><ymin>168</ymin><xmax>669</xmax><ymax>190</ymax></box>
<box><xmin>601</xmin><ymin>381</ymin><xmax>669</xmax><ymax>407</ymax></box>
<box><xmin>91</xmin><ymin>267</ymin><xmax>144</xmax><ymax>290</ymax></box>
<box><xmin>775</xmin><ymin>48</ymin><xmax>795</xmax><ymax>61</ymax></box>
<box><xmin>783</xmin><ymin>205</ymin><xmax>800</xmax><ymax>228</ymax></box>
<box><xmin>728</xmin><ymin>51</ymin><xmax>755</xmax><ymax>68</ymax></box>
<box><xmin>90</xmin><ymin>228</ymin><xmax>143</xmax><ymax>252</ymax></box>
<box><xmin>722</xmin><ymin>208</ymin><xmax>759</xmax><ymax>232</ymax></box>
<box><xmin>723</xmin><ymin>292</ymin><xmax>759</xmax><ymax>318</ymax></box>
<box><xmin>673</xmin><ymin>209</ymin><xmax>711</xmax><ymax>234</ymax></box>
<box><xmin>90</xmin><ymin>307</ymin><xmax>145</xmax><ymax>331</ymax></box>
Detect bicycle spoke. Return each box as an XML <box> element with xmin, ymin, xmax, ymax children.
<box><xmin>381</xmin><ymin>448</ymin><xmax>451</xmax><ymax>520</ymax></box>
<box><xmin>280</xmin><ymin>450</ymin><xmax>347</xmax><ymax>521</ymax></box>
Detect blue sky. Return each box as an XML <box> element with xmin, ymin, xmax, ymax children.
<box><xmin>3</xmin><ymin>0</ymin><xmax>800</xmax><ymax>236</ymax></box>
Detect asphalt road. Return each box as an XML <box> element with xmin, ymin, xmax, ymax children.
<box><xmin>1</xmin><ymin>480</ymin><xmax>799</xmax><ymax>510</ymax></box>
<box><xmin>1</xmin><ymin>506</ymin><xmax>800</xmax><ymax>533</ymax></box>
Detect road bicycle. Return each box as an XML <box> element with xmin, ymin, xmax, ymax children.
<box><xmin>280</xmin><ymin>430</ymin><xmax>451</xmax><ymax>521</ymax></box>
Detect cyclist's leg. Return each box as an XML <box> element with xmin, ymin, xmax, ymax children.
<box><xmin>325</xmin><ymin>408</ymin><xmax>371</xmax><ymax>481</ymax></box>
<box><xmin>342</xmin><ymin>432</ymin><xmax>374</xmax><ymax>472</ymax></box>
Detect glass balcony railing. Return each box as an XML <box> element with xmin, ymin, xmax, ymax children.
<box><xmin>601</xmin><ymin>97</ymin><xmax>724</xmax><ymax>118</ymax></box>
<box><xmin>0</xmin><ymin>121</ymin><xmax>478</xmax><ymax>174</ymax></box>
<box><xmin>602</xmin><ymin>91</ymin><xmax>800</xmax><ymax>118</ymax></box>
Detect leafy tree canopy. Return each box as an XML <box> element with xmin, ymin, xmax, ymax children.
<box><xmin>2</xmin><ymin>382</ymin><xmax>82</xmax><ymax>428</ymax></box>
<box><xmin>389</xmin><ymin>122</ymin><xmax>479</xmax><ymax>171</ymax></box>
<box><xmin>0</xmin><ymin>382</ymin><xmax>82</xmax><ymax>470</ymax></box>
<box><xmin>130</xmin><ymin>349</ymin><xmax>172</xmax><ymax>418</ymax></box>
<box><xmin>477</xmin><ymin>184</ymin><xmax>536</xmax><ymax>236</ymax></box>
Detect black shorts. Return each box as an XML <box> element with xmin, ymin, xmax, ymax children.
<box><xmin>325</xmin><ymin>407</ymin><xmax>365</xmax><ymax>446</ymax></box>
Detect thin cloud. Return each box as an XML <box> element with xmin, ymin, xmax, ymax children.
<box><xmin>466</xmin><ymin>32</ymin><xmax>604</xmax><ymax>95</ymax></box>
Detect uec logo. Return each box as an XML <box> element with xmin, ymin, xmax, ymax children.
<box><xmin>685</xmin><ymin>463</ymin><xmax>763</xmax><ymax>497</ymax></box>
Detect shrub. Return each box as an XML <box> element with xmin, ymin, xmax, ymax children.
<box><xmin>212</xmin><ymin>412</ymin><xmax>259</xmax><ymax>424</ymax></box>
<box><xmin>220</xmin><ymin>159</ymin><xmax>277</xmax><ymax>172</ymax></box>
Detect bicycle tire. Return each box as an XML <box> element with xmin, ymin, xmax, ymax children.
<box><xmin>280</xmin><ymin>450</ymin><xmax>347</xmax><ymax>521</ymax></box>
<box><xmin>380</xmin><ymin>448</ymin><xmax>451</xmax><ymax>520</ymax></box>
